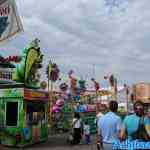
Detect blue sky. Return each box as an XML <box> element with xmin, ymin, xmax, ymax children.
<box><xmin>1</xmin><ymin>0</ymin><xmax>150</xmax><ymax>86</ymax></box>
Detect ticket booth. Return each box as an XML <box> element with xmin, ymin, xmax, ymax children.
<box><xmin>0</xmin><ymin>84</ymin><xmax>24</xmax><ymax>146</ymax></box>
<box><xmin>0</xmin><ymin>87</ymin><xmax>48</xmax><ymax>147</ymax></box>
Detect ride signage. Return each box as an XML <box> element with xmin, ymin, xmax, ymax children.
<box><xmin>0</xmin><ymin>0</ymin><xmax>23</xmax><ymax>42</ymax></box>
<box><xmin>24</xmin><ymin>89</ymin><xmax>48</xmax><ymax>101</ymax></box>
<box><xmin>0</xmin><ymin>56</ymin><xmax>21</xmax><ymax>63</ymax></box>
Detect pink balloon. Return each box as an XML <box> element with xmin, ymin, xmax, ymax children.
<box><xmin>52</xmin><ymin>105</ymin><xmax>61</xmax><ymax>113</ymax></box>
<box><xmin>56</xmin><ymin>99</ymin><xmax>64</xmax><ymax>107</ymax></box>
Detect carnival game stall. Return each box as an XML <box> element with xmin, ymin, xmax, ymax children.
<box><xmin>49</xmin><ymin>73</ymin><xmax>122</xmax><ymax>134</ymax></box>
<box><xmin>0</xmin><ymin>87</ymin><xmax>48</xmax><ymax>147</ymax></box>
<box><xmin>0</xmin><ymin>39</ymin><xmax>49</xmax><ymax>147</ymax></box>
<box><xmin>0</xmin><ymin>55</ymin><xmax>23</xmax><ymax>146</ymax></box>
<box><xmin>0</xmin><ymin>83</ymin><xmax>24</xmax><ymax>146</ymax></box>
<box><xmin>72</xmin><ymin>89</ymin><xmax>112</xmax><ymax>134</ymax></box>
<box><xmin>50</xmin><ymin>90</ymin><xmax>76</xmax><ymax>133</ymax></box>
<box><xmin>24</xmin><ymin>89</ymin><xmax>48</xmax><ymax>144</ymax></box>
<box><xmin>0</xmin><ymin>56</ymin><xmax>25</xmax><ymax>146</ymax></box>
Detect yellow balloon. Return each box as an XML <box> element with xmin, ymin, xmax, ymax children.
<box><xmin>40</xmin><ymin>81</ymin><xmax>47</xmax><ymax>89</ymax></box>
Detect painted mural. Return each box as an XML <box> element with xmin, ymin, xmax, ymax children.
<box><xmin>13</xmin><ymin>38</ymin><xmax>43</xmax><ymax>89</ymax></box>
<box><xmin>0</xmin><ymin>39</ymin><xmax>48</xmax><ymax>147</ymax></box>
<box><xmin>0</xmin><ymin>88</ymin><xmax>25</xmax><ymax>146</ymax></box>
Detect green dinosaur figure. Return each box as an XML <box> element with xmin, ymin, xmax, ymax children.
<box><xmin>13</xmin><ymin>38</ymin><xmax>44</xmax><ymax>89</ymax></box>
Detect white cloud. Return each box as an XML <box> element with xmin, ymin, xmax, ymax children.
<box><xmin>1</xmin><ymin>0</ymin><xmax>150</xmax><ymax>86</ymax></box>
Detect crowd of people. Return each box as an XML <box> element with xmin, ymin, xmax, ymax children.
<box><xmin>69</xmin><ymin>112</ymin><xmax>91</xmax><ymax>145</ymax></box>
<box><xmin>69</xmin><ymin>101</ymin><xmax>150</xmax><ymax>150</ymax></box>
<box><xmin>97</xmin><ymin>100</ymin><xmax>150</xmax><ymax>150</ymax></box>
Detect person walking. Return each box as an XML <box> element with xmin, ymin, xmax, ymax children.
<box><xmin>120</xmin><ymin>101</ymin><xmax>150</xmax><ymax>142</ymax></box>
<box><xmin>83</xmin><ymin>121</ymin><xmax>90</xmax><ymax>144</ymax></box>
<box><xmin>72</xmin><ymin>112</ymin><xmax>82</xmax><ymax>144</ymax></box>
<box><xmin>97</xmin><ymin>101</ymin><xmax>122</xmax><ymax>150</ymax></box>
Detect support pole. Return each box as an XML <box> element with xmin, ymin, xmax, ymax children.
<box><xmin>49</xmin><ymin>80</ymin><xmax>53</xmax><ymax>126</ymax></box>
<box><xmin>48</xmin><ymin>66</ymin><xmax>50</xmax><ymax>127</ymax></box>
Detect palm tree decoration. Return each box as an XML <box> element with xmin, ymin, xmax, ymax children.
<box><xmin>46</xmin><ymin>62</ymin><xmax>60</xmax><ymax>82</ymax></box>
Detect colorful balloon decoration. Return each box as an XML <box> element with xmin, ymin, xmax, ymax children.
<box><xmin>70</xmin><ymin>77</ymin><xmax>77</xmax><ymax>96</ymax></box>
<box><xmin>59</xmin><ymin>83</ymin><xmax>68</xmax><ymax>92</ymax></box>
<box><xmin>51</xmin><ymin>98</ymin><xmax>65</xmax><ymax>113</ymax></box>
<box><xmin>52</xmin><ymin>105</ymin><xmax>61</xmax><ymax>113</ymax></box>
<box><xmin>79</xmin><ymin>79</ymin><xmax>86</xmax><ymax>93</ymax></box>
<box><xmin>74</xmin><ymin>103</ymin><xmax>87</xmax><ymax>113</ymax></box>
<box><xmin>91</xmin><ymin>78</ymin><xmax>100</xmax><ymax>91</ymax></box>
<box><xmin>40</xmin><ymin>81</ymin><xmax>47</xmax><ymax>89</ymax></box>
<box><xmin>56</xmin><ymin>99</ymin><xmax>64</xmax><ymax>107</ymax></box>
<box><xmin>46</xmin><ymin>62</ymin><xmax>60</xmax><ymax>82</ymax></box>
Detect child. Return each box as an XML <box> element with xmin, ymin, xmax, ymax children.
<box><xmin>83</xmin><ymin>121</ymin><xmax>90</xmax><ymax>144</ymax></box>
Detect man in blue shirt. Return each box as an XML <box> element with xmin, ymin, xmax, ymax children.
<box><xmin>120</xmin><ymin>101</ymin><xmax>150</xmax><ymax>141</ymax></box>
<box><xmin>97</xmin><ymin>101</ymin><xmax>122</xmax><ymax>150</ymax></box>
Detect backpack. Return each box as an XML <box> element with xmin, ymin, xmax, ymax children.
<box><xmin>131</xmin><ymin>117</ymin><xmax>149</xmax><ymax>141</ymax></box>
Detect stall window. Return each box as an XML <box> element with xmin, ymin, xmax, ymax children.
<box><xmin>6</xmin><ymin>102</ymin><xmax>18</xmax><ymax>126</ymax></box>
<box><xmin>26</xmin><ymin>102</ymin><xmax>46</xmax><ymax>126</ymax></box>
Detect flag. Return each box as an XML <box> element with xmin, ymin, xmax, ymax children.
<box><xmin>0</xmin><ymin>0</ymin><xmax>23</xmax><ymax>42</ymax></box>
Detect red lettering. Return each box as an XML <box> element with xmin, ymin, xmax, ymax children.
<box><xmin>5</xmin><ymin>57</ymin><xmax>9</xmax><ymax>62</ymax></box>
<box><xmin>13</xmin><ymin>56</ymin><xmax>18</xmax><ymax>61</ymax></box>
<box><xmin>0</xmin><ymin>5</ymin><xmax>10</xmax><ymax>16</ymax></box>
<box><xmin>0</xmin><ymin>57</ymin><xmax>5</xmax><ymax>62</ymax></box>
<box><xmin>0</xmin><ymin>56</ymin><xmax>21</xmax><ymax>63</ymax></box>
<box><xmin>8</xmin><ymin>56</ymin><xmax>11</xmax><ymax>61</ymax></box>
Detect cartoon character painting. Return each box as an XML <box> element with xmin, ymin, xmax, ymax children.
<box><xmin>13</xmin><ymin>38</ymin><xmax>44</xmax><ymax>88</ymax></box>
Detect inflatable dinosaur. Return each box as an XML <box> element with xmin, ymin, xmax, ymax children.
<box><xmin>13</xmin><ymin>38</ymin><xmax>44</xmax><ymax>89</ymax></box>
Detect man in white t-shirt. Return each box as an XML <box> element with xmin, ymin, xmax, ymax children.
<box><xmin>72</xmin><ymin>113</ymin><xmax>82</xmax><ymax>144</ymax></box>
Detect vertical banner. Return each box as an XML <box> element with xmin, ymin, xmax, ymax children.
<box><xmin>0</xmin><ymin>0</ymin><xmax>23</xmax><ymax>42</ymax></box>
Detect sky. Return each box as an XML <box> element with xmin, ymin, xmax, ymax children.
<box><xmin>1</xmin><ymin>0</ymin><xmax>150</xmax><ymax>86</ymax></box>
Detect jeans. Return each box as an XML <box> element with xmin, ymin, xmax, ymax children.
<box><xmin>85</xmin><ymin>134</ymin><xmax>90</xmax><ymax>144</ymax></box>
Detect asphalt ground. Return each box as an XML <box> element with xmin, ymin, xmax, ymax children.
<box><xmin>1</xmin><ymin>133</ymin><xmax>97</xmax><ymax>150</ymax></box>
